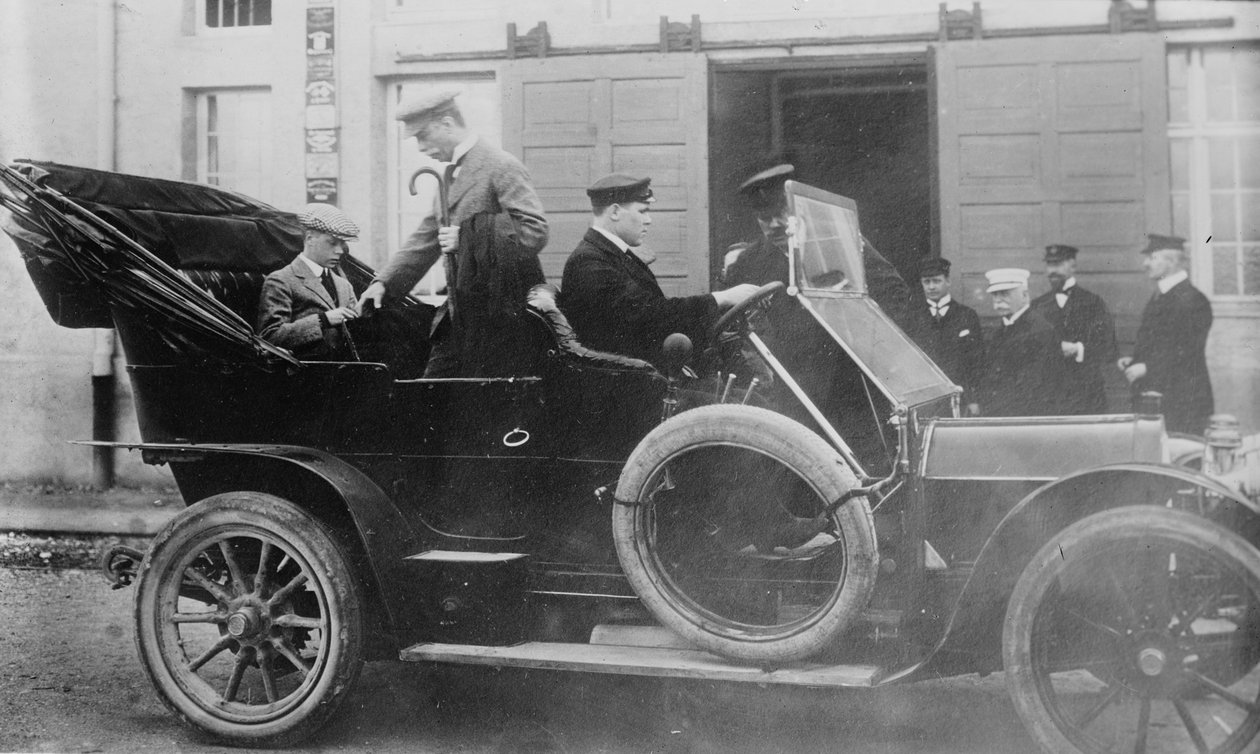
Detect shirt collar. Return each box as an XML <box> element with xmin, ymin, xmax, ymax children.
<box><xmin>592</xmin><ymin>225</ymin><xmax>631</xmax><ymax>254</ymax></box>
<box><xmin>451</xmin><ymin>133</ymin><xmax>479</xmax><ymax>166</ymax></box>
<box><xmin>1059</xmin><ymin>277</ymin><xmax>1076</xmax><ymax>293</ymax></box>
<box><xmin>299</xmin><ymin>254</ymin><xmax>327</xmax><ymax>278</ymax></box>
<box><xmin>1003</xmin><ymin>303</ymin><xmax>1030</xmax><ymax>326</ymax></box>
<box><xmin>1158</xmin><ymin>269</ymin><xmax>1188</xmax><ymax>294</ymax></box>
<box><xmin>929</xmin><ymin>294</ymin><xmax>952</xmax><ymax>310</ymax></box>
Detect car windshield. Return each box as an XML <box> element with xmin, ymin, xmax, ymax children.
<box><xmin>785</xmin><ymin>181</ymin><xmax>957</xmax><ymax>409</ymax></box>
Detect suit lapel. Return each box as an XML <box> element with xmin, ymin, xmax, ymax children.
<box><xmin>445</xmin><ymin>142</ymin><xmax>483</xmax><ymax>211</ymax></box>
<box><xmin>586</xmin><ymin>229</ymin><xmax>662</xmax><ymax>296</ymax></box>
<box><xmin>294</xmin><ymin>258</ymin><xmax>336</xmax><ymax>308</ymax></box>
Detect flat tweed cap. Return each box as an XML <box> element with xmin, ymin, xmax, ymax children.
<box><xmin>985</xmin><ymin>267</ymin><xmax>1031</xmax><ymax>293</ymax></box>
<box><xmin>297</xmin><ymin>203</ymin><xmax>359</xmax><ymax>240</ymax></box>
<box><xmin>587</xmin><ymin>174</ymin><xmax>654</xmax><ymax>206</ymax></box>
<box><xmin>1141</xmin><ymin>233</ymin><xmax>1186</xmax><ymax>255</ymax></box>
<box><xmin>397</xmin><ymin>89</ymin><xmax>460</xmax><ymax>138</ymax></box>
<box><xmin>918</xmin><ymin>257</ymin><xmax>952</xmax><ymax>278</ymax></box>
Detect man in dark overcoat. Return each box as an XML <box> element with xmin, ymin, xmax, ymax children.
<box><xmin>1118</xmin><ymin>234</ymin><xmax>1214</xmax><ymax>435</ymax></box>
<box><xmin>559</xmin><ymin>174</ymin><xmax>758</xmax><ymax>365</ymax></box>
<box><xmin>1031</xmin><ymin>244</ymin><xmax>1118</xmax><ymax>414</ymax></box>
<box><xmin>256</xmin><ymin>203</ymin><xmax>360</xmax><ymax>360</ymax></box>
<box><xmin>974</xmin><ymin>268</ymin><xmax>1064</xmax><ymax>417</ymax></box>
<box><xmin>918</xmin><ymin>257</ymin><xmax>983</xmax><ymax>411</ymax></box>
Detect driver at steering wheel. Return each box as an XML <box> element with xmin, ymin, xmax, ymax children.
<box><xmin>558</xmin><ymin>173</ymin><xmax>759</xmax><ymax>366</ymax></box>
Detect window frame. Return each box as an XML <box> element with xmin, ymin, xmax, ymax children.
<box><xmin>193</xmin><ymin>88</ymin><xmax>274</xmax><ymax>204</ymax></box>
<box><xmin>195</xmin><ymin>0</ymin><xmax>273</xmax><ymax>35</ymax></box>
<box><xmin>1167</xmin><ymin>43</ymin><xmax>1260</xmax><ymax>305</ymax></box>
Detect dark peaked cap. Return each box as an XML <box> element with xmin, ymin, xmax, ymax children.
<box><xmin>1141</xmin><ymin>233</ymin><xmax>1187</xmax><ymax>255</ymax></box>
<box><xmin>587</xmin><ymin>174</ymin><xmax>654</xmax><ymax>206</ymax></box>
<box><xmin>1044</xmin><ymin>244</ymin><xmax>1079</xmax><ymax>263</ymax></box>
<box><xmin>918</xmin><ymin>257</ymin><xmax>952</xmax><ymax>278</ymax></box>
<box><xmin>738</xmin><ymin>164</ymin><xmax>794</xmax><ymax>206</ymax></box>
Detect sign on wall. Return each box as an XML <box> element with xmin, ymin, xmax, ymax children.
<box><xmin>305</xmin><ymin>3</ymin><xmax>339</xmax><ymax>204</ymax></box>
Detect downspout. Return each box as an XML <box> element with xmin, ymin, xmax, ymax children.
<box><xmin>92</xmin><ymin>0</ymin><xmax>117</xmax><ymax>489</ymax></box>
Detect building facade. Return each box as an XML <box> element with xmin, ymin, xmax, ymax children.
<box><xmin>1</xmin><ymin>0</ymin><xmax>1257</xmax><ymax>485</ymax></box>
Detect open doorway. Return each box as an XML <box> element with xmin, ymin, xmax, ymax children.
<box><xmin>709</xmin><ymin>60</ymin><xmax>932</xmax><ymax>286</ymax></box>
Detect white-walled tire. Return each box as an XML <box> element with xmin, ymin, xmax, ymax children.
<box><xmin>613</xmin><ymin>404</ymin><xmax>878</xmax><ymax>663</ymax></box>
<box><xmin>134</xmin><ymin>492</ymin><xmax>363</xmax><ymax>747</ymax></box>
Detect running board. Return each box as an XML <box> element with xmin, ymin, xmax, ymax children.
<box><xmin>399</xmin><ymin>640</ymin><xmax>884</xmax><ymax>687</ymax></box>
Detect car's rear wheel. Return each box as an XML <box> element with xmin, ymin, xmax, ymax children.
<box><xmin>613</xmin><ymin>405</ymin><xmax>878</xmax><ymax>663</ymax></box>
<box><xmin>1004</xmin><ymin>505</ymin><xmax>1260</xmax><ymax>754</ymax></box>
<box><xmin>134</xmin><ymin>492</ymin><xmax>363</xmax><ymax>747</ymax></box>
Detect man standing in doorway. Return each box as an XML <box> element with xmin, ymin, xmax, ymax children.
<box><xmin>358</xmin><ymin>89</ymin><xmax>548</xmax><ymax>376</ymax></box>
<box><xmin>974</xmin><ymin>268</ymin><xmax>1064</xmax><ymax>417</ymax></box>
<box><xmin>918</xmin><ymin>257</ymin><xmax>983</xmax><ymax>412</ymax></box>
<box><xmin>1118</xmin><ymin>234</ymin><xmax>1214</xmax><ymax>435</ymax></box>
<box><xmin>559</xmin><ymin>174</ymin><xmax>759</xmax><ymax>365</ymax></box>
<box><xmin>1031</xmin><ymin>244</ymin><xmax>1118</xmax><ymax>415</ymax></box>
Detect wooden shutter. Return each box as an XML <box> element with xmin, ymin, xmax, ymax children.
<box><xmin>934</xmin><ymin>34</ymin><xmax>1169</xmax><ymax>342</ymax></box>
<box><xmin>502</xmin><ymin>53</ymin><xmax>710</xmax><ymax>296</ymax></box>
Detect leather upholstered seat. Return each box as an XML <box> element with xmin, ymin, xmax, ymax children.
<box><xmin>526</xmin><ymin>283</ymin><xmax>658</xmax><ymax>374</ymax></box>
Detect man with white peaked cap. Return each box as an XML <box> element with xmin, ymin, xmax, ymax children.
<box><xmin>972</xmin><ymin>267</ymin><xmax>1065</xmax><ymax>416</ymax></box>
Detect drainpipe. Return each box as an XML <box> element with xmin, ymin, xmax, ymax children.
<box><xmin>92</xmin><ymin>0</ymin><xmax>118</xmax><ymax>490</ymax></box>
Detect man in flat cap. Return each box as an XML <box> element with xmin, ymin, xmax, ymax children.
<box><xmin>919</xmin><ymin>257</ymin><xmax>983</xmax><ymax>410</ymax></box>
<box><xmin>722</xmin><ymin>163</ymin><xmax>928</xmax><ymax>347</ymax></box>
<box><xmin>559</xmin><ymin>174</ymin><xmax>759</xmax><ymax>364</ymax></box>
<box><xmin>359</xmin><ymin>88</ymin><xmax>547</xmax><ymax>376</ymax></box>
<box><xmin>1117</xmin><ymin>234</ymin><xmax>1214</xmax><ymax>434</ymax></box>
<box><xmin>256</xmin><ymin>203</ymin><xmax>361</xmax><ymax>360</ymax></box>
<box><xmin>973</xmin><ymin>268</ymin><xmax>1064</xmax><ymax>416</ymax></box>
<box><xmin>1031</xmin><ymin>244</ymin><xmax>1118</xmax><ymax>415</ymax></box>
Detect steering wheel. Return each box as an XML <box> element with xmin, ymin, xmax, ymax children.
<box><xmin>709</xmin><ymin>281</ymin><xmax>786</xmax><ymax>338</ymax></box>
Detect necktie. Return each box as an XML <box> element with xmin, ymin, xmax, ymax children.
<box><xmin>320</xmin><ymin>269</ymin><xmax>339</xmax><ymax>306</ymax></box>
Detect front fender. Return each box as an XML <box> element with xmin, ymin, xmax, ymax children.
<box><xmin>80</xmin><ymin>441</ymin><xmax>423</xmax><ymax>640</ymax></box>
<box><xmin>903</xmin><ymin>462</ymin><xmax>1259</xmax><ymax>681</ymax></box>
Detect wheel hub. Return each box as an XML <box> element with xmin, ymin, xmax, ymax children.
<box><xmin>1137</xmin><ymin>647</ymin><xmax>1167</xmax><ymax>677</ymax></box>
<box><xmin>226</xmin><ymin>606</ymin><xmax>264</xmax><ymax>639</ymax></box>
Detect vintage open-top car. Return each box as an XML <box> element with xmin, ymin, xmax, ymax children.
<box><xmin>4</xmin><ymin>160</ymin><xmax>1260</xmax><ymax>753</ymax></box>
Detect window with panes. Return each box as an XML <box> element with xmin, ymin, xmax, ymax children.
<box><xmin>195</xmin><ymin>89</ymin><xmax>273</xmax><ymax>203</ymax></box>
<box><xmin>1168</xmin><ymin>45</ymin><xmax>1260</xmax><ymax>298</ymax></box>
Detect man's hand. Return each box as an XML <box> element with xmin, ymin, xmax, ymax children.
<box><xmin>1060</xmin><ymin>341</ymin><xmax>1083</xmax><ymax>361</ymax></box>
<box><xmin>712</xmin><ymin>283</ymin><xmax>762</xmax><ymax>308</ymax></box>
<box><xmin>966</xmin><ymin>402</ymin><xmax>980</xmax><ymax>417</ymax></box>
<box><xmin>1123</xmin><ymin>362</ymin><xmax>1147</xmax><ymax>384</ymax></box>
<box><xmin>324</xmin><ymin>306</ymin><xmax>359</xmax><ymax>326</ymax></box>
<box><xmin>1117</xmin><ymin>356</ymin><xmax>1133</xmax><ymax>371</ymax></box>
<box><xmin>357</xmin><ymin>281</ymin><xmax>386</xmax><ymax>312</ymax></box>
<box><xmin>438</xmin><ymin>225</ymin><xmax>460</xmax><ymax>253</ymax></box>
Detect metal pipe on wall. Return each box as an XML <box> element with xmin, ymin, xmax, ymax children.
<box><xmin>92</xmin><ymin>0</ymin><xmax>118</xmax><ymax>490</ymax></box>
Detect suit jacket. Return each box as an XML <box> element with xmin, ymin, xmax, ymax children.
<box><xmin>1130</xmin><ymin>278</ymin><xmax>1214</xmax><ymax>434</ymax></box>
<box><xmin>559</xmin><ymin>228</ymin><xmax>718</xmax><ymax>365</ymax></box>
<box><xmin>1032</xmin><ymin>285</ymin><xmax>1118</xmax><ymax>415</ymax></box>
<box><xmin>376</xmin><ymin>138</ymin><xmax>548</xmax><ymax>298</ymax></box>
<box><xmin>256</xmin><ymin>257</ymin><xmax>357</xmax><ymax>359</ymax></box>
<box><xmin>923</xmin><ymin>298</ymin><xmax>983</xmax><ymax>401</ymax></box>
<box><xmin>975</xmin><ymin>308</ymin><xmax>1064</xmax><ymax>417</ymax></box>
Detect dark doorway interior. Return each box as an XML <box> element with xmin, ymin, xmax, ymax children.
<box><xmin>710</xmin><ymin>63</ymin><xmax>931</xmax><ymax>286</ymax></box>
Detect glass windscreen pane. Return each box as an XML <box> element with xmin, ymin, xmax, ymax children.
<box><xmin>790</xmin><ymin>188</ymin><xmax>865</xmax><ymax>293</ymax></box>
<box><xmin>804</xmin><ymin>296</ymin><xmax>957</xmax><ymax>406</ymax></box>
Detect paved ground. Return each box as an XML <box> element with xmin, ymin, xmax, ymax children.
<box><xmin>0</xmin><ymin>482</ymin><xmax>180</xmax><ymax>537</ymax></box>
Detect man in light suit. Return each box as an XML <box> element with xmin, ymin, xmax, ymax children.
<box><xmin>1031</xmin><ymin>244</ymin><xmax>1118</xmax><ymax>415</ymax></box>
<box><xmin>559</xmin><ymin>174</ymin><xmax>758</xmax><ymax>365</ymax></box>
<box><xmin>1118</xmin><ymin>234</ymin><xmax>1214</xmax><ymax>435</ymax></box>
<box><xmin>358</xmin><ymin>89</ymin><xmax>548</xmax><ymax>376</ymax></box>
<box><xmin>256</xmin><ymin>203</ymin><xmax>360</xmax><ymax>360</ymax></box>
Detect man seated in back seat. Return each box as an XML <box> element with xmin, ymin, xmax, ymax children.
<box><xmin>256</xmin><ymin>203</ymin><xmax>361</xmax><ymax>360</ymax></box>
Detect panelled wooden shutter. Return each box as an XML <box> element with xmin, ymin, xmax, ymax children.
<box><xmin>934</xmin><ymin>34</ymin><xmax>1170</xmax><ymax>346</ymax></box>
<box><xmin>503</xmin><ymin>53</ymin><xmax>710</xmax><ymax>296</ymax></box>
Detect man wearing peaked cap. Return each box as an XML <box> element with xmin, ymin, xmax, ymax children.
<box><xmin>360</xmin><ymin>88</ymin><xmax>547</xmax><ymax>376</ymax></box>
<box><xmin>559</xmin><ymin>173</ymin><xmax>760</xmax><ymax>364</ymax></box>
<box><xmin>1031</xmin><ymin>243</ymin><xmax>1118</xmax><ymax>415</ymax></box>
<box><xmin>973</xmin><ymin>267</ymin><xmax>1065</xmax><ymax>417</ymax></box>
<box><xmin>1118</xmin><ymin>233</ymin><xmax>1214</xmax><ymax>433</ymax></box>
<box><xmin>918</xmin><ymin>256</ymin><xmax>983</xmax><ymax>409</ymax></box>
<box><xmin>256</xmin><ymin>203</ymin><xmax>361</xmax><ymax>360</ymax></box>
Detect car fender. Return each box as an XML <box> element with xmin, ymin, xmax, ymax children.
<box><xmin>897</xmin><ymin>461</ymin><xmax>1259</xmax><ymax>682</ymax></box>
<box><xmin>80</xmin><ymin>441</ymin><xmax>424</xmax><ymax>640</ymax></box>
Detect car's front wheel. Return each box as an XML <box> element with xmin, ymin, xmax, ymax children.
<box><xmin>1004</xmin><ymin>505</ymin><xmax>1260</xmax><ymax>754</ymax></box>
<box><xmin>134</xmin><ymin>491</ymin><xmax>363</xmax><ymax>747</ymax></box>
